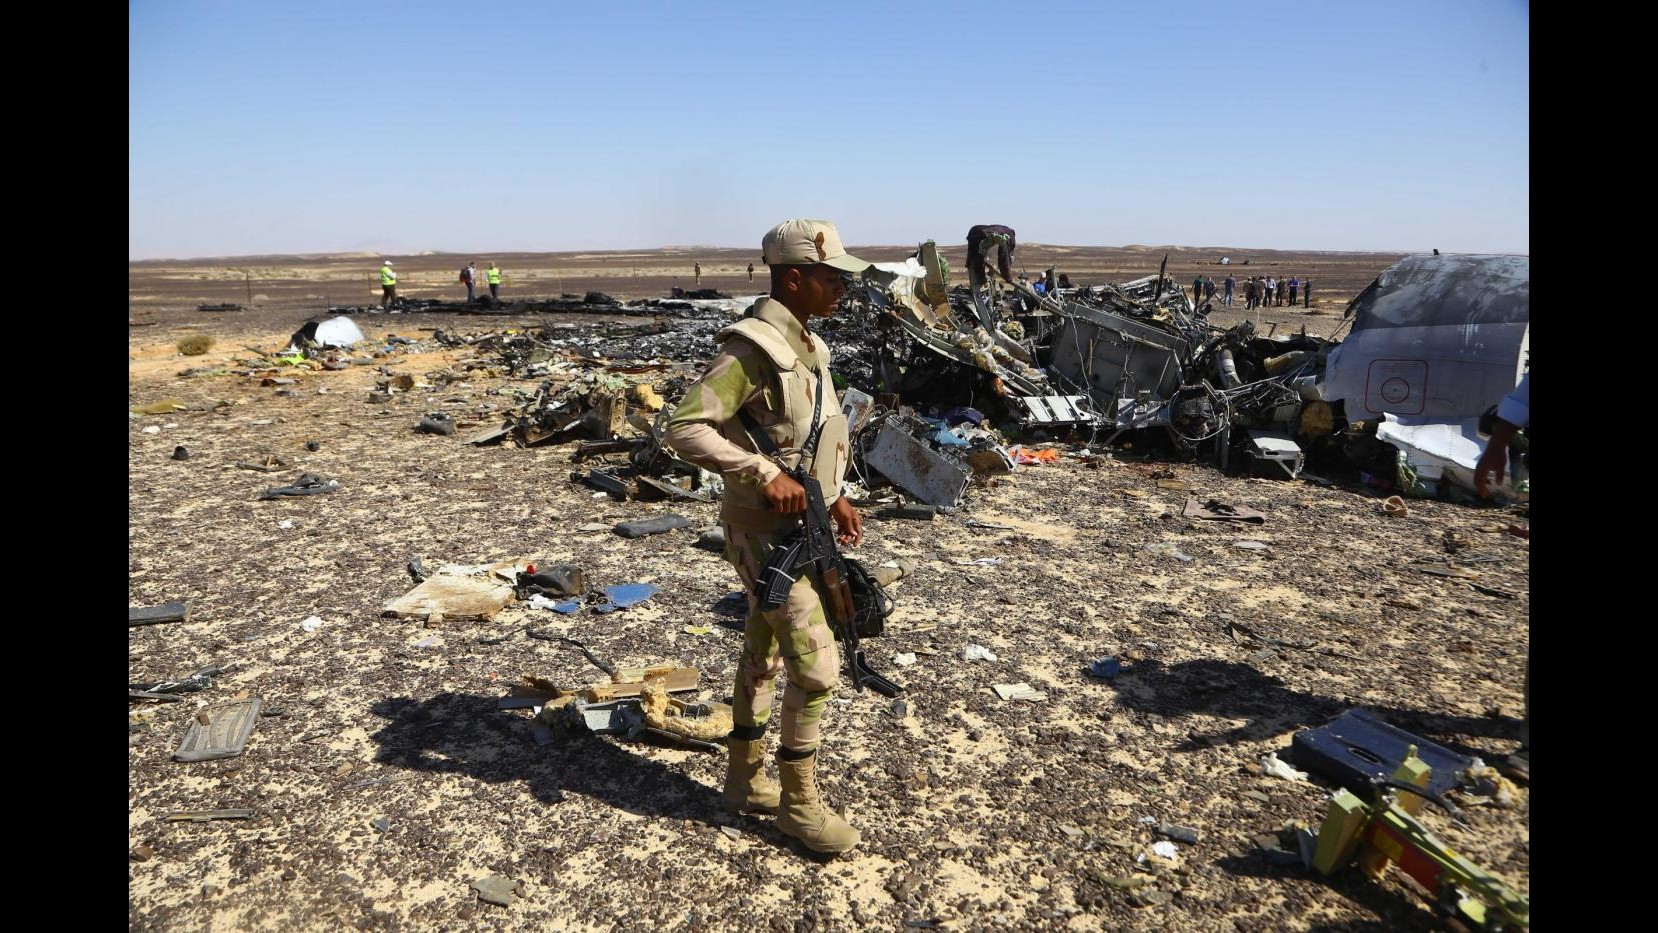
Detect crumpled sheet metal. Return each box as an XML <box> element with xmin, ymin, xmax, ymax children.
<box><xmin>1048</xmin><ymin>301</ymin><xmax>1191</xmax><ymax>412</ymax></box>
<box><xmin>863</xmin><ymin>416</ymin><xmax>972</xmax><ymax>507</ymax></box>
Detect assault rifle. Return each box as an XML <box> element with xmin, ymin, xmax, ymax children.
<box><xmin>754</xmin><ymin>469</ymin><xmax>903</xmax><ymax>698</ymax></box>
<box><xmin>739</xmin><ymin>355</ymin><xmax>902</xmax><ymax>698</ymax></box>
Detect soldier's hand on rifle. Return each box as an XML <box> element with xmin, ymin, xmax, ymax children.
<box><xmin>763</xmin><ymin>472</ymin><xmax>807</xmax><ymax>514</ymax></box>
<box><xmin>830</xmin><ymin>496</ymin><xmax>863</xmax><ymax>546</ymax></box>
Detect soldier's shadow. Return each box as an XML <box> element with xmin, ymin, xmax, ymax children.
<box><xmin>1103</xmin><ymin>659</ymin><xmax>1519</xmax><ymax>756</ymax></box>
<box><xmin>711</xmin><ymin>591</ymin><xmax>748</xmax><ymax>632</ymax></box>
<box><xmin>366</xmin><ymin>692</ymin><xmax>796</xmax><ymax>851</ymax></box>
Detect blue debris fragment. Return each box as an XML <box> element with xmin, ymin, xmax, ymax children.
<box><xmin>1087</xmin><ymin>657</ymin><xmax>1121</xmax><ymax>679</ymax></box>
<box><xmin>591</xmin><ymin>583</ymin><xmax>660</xmax><ymax>614</ymax></box>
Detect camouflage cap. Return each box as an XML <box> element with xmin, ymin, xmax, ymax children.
<box><xmin>761</xmin><ymin>219</ymin><xmax>870</xmax><ymax>273</ymax></box>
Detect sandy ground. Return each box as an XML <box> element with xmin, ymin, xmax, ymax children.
<box><xmin>129</xmin><ymin>247</ymin><xmax>1526</xmax><ymax>931</ymax></box>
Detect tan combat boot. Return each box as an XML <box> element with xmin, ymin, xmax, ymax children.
<box><xmin>723</xmin><ymin>738</ymin><xmax>781</xmax><ymax>814</ymax></box>
<box><xmin>775</xmin><ymin>751</ymin><xmax>860</xmax><ymax>854</ymax></box>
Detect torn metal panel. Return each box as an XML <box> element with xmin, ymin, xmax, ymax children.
<box><xmin>578</xmin><ymin>469</ymin><xmax>632</xmax><ymax>501</ymax></box>
<box><xmin>1241</xmin><ymin>429</ymin><xmax>1304</xmax><ymax>479</ymax></box>
<box><xmin>634</xmin><ymin>475</ymin><xmax>712</xmax><ymax>503</ymax></box>
<box><xmin>572</xmin><ymin>699</ymin><xmax>643</xmax><ymax>734</ymax></box>
<box><xmin>1373</xmin><ymin>413</ymin><xmax>1518</xmax><ymax>497</ymax></box>
<box><xmin>840</xmin><ymin>387</ymin><xmax>875</xmax><ymax>433</ymax></box>
<box><xmin>129</xmin><ymin>601</ymin><xmax>193</xmax><ymax>627</ymax></box>
<box><xmin>864</xmin><ymin>416</ymin><xmax>972</xmax><ymax>507</ymax></box>
<box><xmin>877</xmin><ymin>302</ymin><xmax>1047</xmax><ymax>397</ymax></box>
<box><xmin>1014</xmin><ymin>395</ymin><xmax>1097</xmax><ymax>425</ymax></box>
<box><xmin>174</xmin><ymin>698</ymin><xmax>262</xmax><ymax>762</ymax></box>
<box><xmin>1048</xmin><ymin>301</ymin><xmax>1192</xmax><ymax>414</ymax></box>
<box><xmin>859</xmin><ymin>244</ymin><xmax>1049</xmax><ymax>400</ymax></box>
<box><xmin>464</xmin><ymin>424</ymin><xmax>511</xmax><ymax>446</ymax></box>
<box><xmin>1319</xmin><ymin>254</ymin><xmax>1529</xmax><ymax>420</ymax></box>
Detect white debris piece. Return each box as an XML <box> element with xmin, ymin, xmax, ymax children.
<box><xmin>892</xmin><ymin>652</ymin><xmax>917</xmax><ymax>667</ymax></box>
<box><xmin>992</xmin><ymin>682</ymin><xmax>1048</xmax><ymax>702</ymax></box>
<box><xmin>962</xmin><ymin>644</ymin><xmax>999</xmax><ymax>662</ymax></box>
<box><xmin>300</xmin><ymin>615</ymin><xmax>324</xmax><ymax>632</ymax></box>
<box><xmin>1260</xmin><ymin>752</ymin><xmax>1309</xmax><ymax>782</ymax></box>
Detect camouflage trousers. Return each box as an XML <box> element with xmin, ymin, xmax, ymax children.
<box><xmin>723</xmin><ymin>524</ymin><xmax>840</xmax><ymax>752</ymax></box>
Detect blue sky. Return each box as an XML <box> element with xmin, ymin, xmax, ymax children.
<box><xmin>129</xmin><ymin>1</ymin><xmax>1528</xmax><ymax>259</ymax></box>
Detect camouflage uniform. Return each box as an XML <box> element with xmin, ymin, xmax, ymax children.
<box><xmin>665</xmin><ymin>297</ymin><xmax>850</xmax><ymax>752</ymax></box>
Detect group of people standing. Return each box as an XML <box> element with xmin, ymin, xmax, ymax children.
<box><xmin>458</xmin><ymin>261</ymin><xmax>502</xmax><ymax>301</ymax></box>
<box><xmin>1211</xmin><ymin>272</ymin><xmax>1312</xmax><ymax>310</ymax></box>
<box><xmin>376</xmin><ymin>259</ymin><xmax>503</xmax><ymax>307</ymax></box>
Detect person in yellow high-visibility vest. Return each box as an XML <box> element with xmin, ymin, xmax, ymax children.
<box><xmin>487</xmin><ymin>262</ymin><xmax>502</xmax><ymax>299</ymax></box>
<box><xmin>379</xmin><ymin>261</ymin><xmax>397</xmax><ymax>307</ymax></box>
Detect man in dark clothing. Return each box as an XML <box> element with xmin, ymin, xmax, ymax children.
<box><xmin>1223</xmin><ymin>273</ymin><xmax>1236</xmax><ymax>307</ymax></box>
<box><xmin>965</xmin><ymin>224</ymin><xmax>1018</xmax><ymax>293</ymax></box>
<box><xmin>1302</xmin><ymin>278</ymin><xmax>1312</xmax><ymax>308</ymax></box>
<box><xmin>1244</xmin><ymin>277</ymin><xmax>1258</xmax><ymax>309</ymax></box>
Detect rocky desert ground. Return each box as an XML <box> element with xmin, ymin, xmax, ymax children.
<box><xmin>129</xmin><ymin>244</ymin><xmax>1527</xmax><ymax>931</ymax></box>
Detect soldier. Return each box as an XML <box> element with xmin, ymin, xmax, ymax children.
<box><xmin>747</xmin><ymin>262</ymin><xmax>755</xmax><ymax>283</ymax></box>
<box><xmin>694</xmin><ymin>261</ymin><xmax>703</xmax><ymax>285</ymax></box>
<box><xmin>665</xmin><ymin>219</ymin><xmax>868</xmax><ymax>855</ymax></box>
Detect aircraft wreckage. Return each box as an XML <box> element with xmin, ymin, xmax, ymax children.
<box><xmin>322</xmin><ymin>235</ymin><xmax>1527</xmax><ymax>507</ymax></box>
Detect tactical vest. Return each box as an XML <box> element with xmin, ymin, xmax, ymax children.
<box><xmin>714</xmin><ymin>316</ymin><xmax>849</xmax><ymax>532</ymax></box>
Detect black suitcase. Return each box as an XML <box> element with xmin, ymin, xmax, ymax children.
<box><xmin>1291</xmin><ymin>708</ymin><xmax>1471</xmax><ymax>799</ymax></box>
